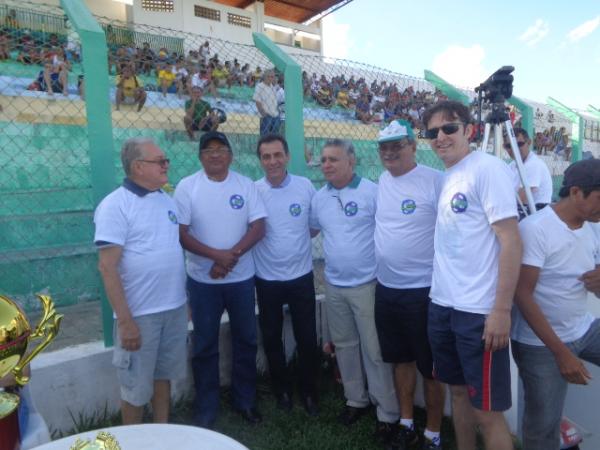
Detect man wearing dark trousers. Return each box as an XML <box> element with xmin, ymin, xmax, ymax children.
<box><xmin>253</xmin><ymin>134</ymin><xmax>320</xmax><ymax>416</ymax></box>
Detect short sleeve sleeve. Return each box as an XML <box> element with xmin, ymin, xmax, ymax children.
<box><xmin>173</xmin><ymin>177</ymin><xmax>192</xmax><ymax>226</ymax></box>
<box><xmin>519</xmin><ymin>219</ymin><xmax>546</xmax><ymax>268</ymax></box>
<box><xmin>309</xmin><ymin>192</ymin><xmax>321</xmax><ymax>230</ymax></box>
<box><xmin>246</xmin><ymin>181</ymin><xmax>268</xmax><ymax>223</ymax></box>
<box><xmin>93</xmin><ymin>194</ymin><xmax>127</xmax><ymax>247</ymax></box>
<box><xmin>477</xmin><ymin>158</ymin><xmax>518</xmax><ymax>224</ymax></box>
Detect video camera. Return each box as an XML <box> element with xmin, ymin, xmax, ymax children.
<box><xmin>475</xmin><ymin>66</ymin><xmax>514</xmax><ymax>104</ymax></box>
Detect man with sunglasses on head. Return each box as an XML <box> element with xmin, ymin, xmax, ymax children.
<box><xmin>95</xmin><ymin>138</ymin><xmax>187</xmax><ymax>426</ymax></box>
<box><xmin>502</xmin><ymin>127</ymin><xmax>553</xmax><ymax>220</ymax></box>
<box><xmin>374</xmin><ymin>120</ymin><xmax>446</xmax><ymax>450</ymax></box>
<box><xmin>174</xmin><ymin>131</ymin><xmax>267</xmax><ymax>429</ymax></box>
<box><xmin>422</xmin><ymin>101</ymin><xmax>522</xmax><ymax>450</ymax></box>
<box><xmin>310</xmin><ymin>139</ymin><xmax>400</xmax><ymax>444</ymax></box>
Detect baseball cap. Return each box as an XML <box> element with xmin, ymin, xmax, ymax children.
<box><xmin>561</xmin><ymin>159</ymin><xmax>600</xmax><ymax>189</ymax></box>
<box><xmin>378</xmin><ymin>119</ymin><xmax>415</xmax><ymax>143</ymax></box>
<box><xmin>199</xmin><ymin>131</ymin><xmax>230</xmax><ymax>150</ymax></box>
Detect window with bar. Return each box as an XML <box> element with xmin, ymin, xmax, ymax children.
<box><xmin>141</xmin><ymin>0</ymin><xmax>174</xmax><ymax>12</ymax></box>
<box><xmin>194</xmin><ymin>5</ymin><xmax>220</xmax><ymax>21</ymax></box>
<box><xmin>227</xmin><ymin>13</ymin><xmax>251</xmax><ymax>28</ymax></box>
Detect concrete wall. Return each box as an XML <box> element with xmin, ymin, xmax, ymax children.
<box><xmin>16</xmin><ymin>0</ymin><xmax>128</xmax><ymax>21</ymax></box>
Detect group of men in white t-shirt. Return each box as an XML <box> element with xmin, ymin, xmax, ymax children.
<box><xmin>94</xmin><ymin>100</ymin><xmax>600</xmax><ymax>450</ymax></box>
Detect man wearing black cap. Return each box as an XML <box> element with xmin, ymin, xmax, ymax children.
<box><xmin>174</xmin><ymin>131</ymin><xmax>267</xmax><ymax>428</ymax></box>
<box><xmin>512</xmin><ymin>159</ymin><xmax>600</xmax><ymax>450</ymax></box>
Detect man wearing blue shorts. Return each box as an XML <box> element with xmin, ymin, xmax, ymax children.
<box><xmin>512</xmin><ymin>159</ymin><xmax>600</xmax><ymax>450</ymax></box>
<box><xmin>423</xmin><ymin>101</ymin><xmax>522</xmax><ymax>450</ymax></box>
<box><xmin>95</xmin><ymin>137</ymin><xmax>188</xmax><ymax>425</ymax></box>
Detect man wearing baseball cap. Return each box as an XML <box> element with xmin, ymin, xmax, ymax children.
<box><xmin>375</xmin><ymin>120</ymin><xmax>446</xmax><ymax>450</ymax></box>
<box><xmin>512</xmin><ymin>159</ymin><xmax>600</xmax><ymax>450</ymax></box>
<box><xmin>174</xmin><ymin>131</ymin><xmax>267</xmax><ymax>428</ymax></box>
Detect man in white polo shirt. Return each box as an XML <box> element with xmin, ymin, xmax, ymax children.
<box><xmin>503</xmin><ymin>127</ymin><xmax>553</xmax><ymax>219</ymax></box>
<box><xmin>422</xmin><ymin>101</ymin><xmax>522</xmax><ymax>450</ymax></box>
<box><xmin>95</xmin><ymin>137</ymin><xmax>187</xmax><ymax>425</ymax></box>
<box><xmin>512</xmin><ymin>159</ymin><xmax>600</xmax><ymax>450</ymax></box>
<box><xmin>174</xmin><ymin>131</ymin><xmax>267</xmax><ymax>429</ymax></box>
<box><xmin>253</xmin><ymin>134</ymin><xmax>319</xmax><ymax>416</ymax></box>
<box><xmin>253</xmin><ymin>69</ymin><xmax>280</xmax><ymax>136</ymax></box>
<box><xmin>310</xmin><ymin>139</ymin><xmax>399</xmax><ymax>444</ymax></box>
<box><xmin>374</xmin><ymin>120</ymin><xmax>446</xmax><ymax>450</ymax></box>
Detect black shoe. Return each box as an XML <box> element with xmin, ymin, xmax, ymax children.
<box><xmin>337</xmin><ymin>405</ymin><xmax>370</xmax><ymax>426</ymax></box>
<box><xmin>235</xmin><ymin>407</ymin><xmax>262</xmax><ymax>425</ymax></box>
<box><xmin>375</xmin><ymin>420</ymin><xmax>398</xmax><ymax>445</ymax></box>
<box><xmin>422</xmin><ymin>436</ymin><xmax>442</xmax><ymax>450</ymax></box>
<box><xmin>390</xmin><ymin>424</ymin><xmax>419</xmax><ymax>450</ymax></box>
<box><xmin>301</xmin><ymin>395</ymin><xmax>319</xmax><ymax>417</ymax></box>
<box><xmin>276</xmin><ymin>392</ymin><xmax>293</xmax><ymax>412</ymax></box>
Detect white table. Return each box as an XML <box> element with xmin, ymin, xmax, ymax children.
<box><xmin>32</xmin><ymin>423</ymin><xmax>249</xmax><ymax>450</ymax></box>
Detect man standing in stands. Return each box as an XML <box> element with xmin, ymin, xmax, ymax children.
<box><xmin>183</xmin><ymin>86</ymin><xmax>220</xmax><ymax>139</ymax></box>
<box><xmin>253</xmin><ymin>134</ymin><xmax>320</xmax><ymax>416</ymax></box>
<box><xmin>95</xmin><ymin>137</ymin><xmax>188</xmax><ymax>425</ymax></box>
<box><xmin>503</xmin><ymin>127</ymin><xmax>553</xmax><ymax>218</ymax></box>
<box><xmin>253</xmin><ymin>69</ymin><xmax>280</xmax><ymax>136</ymax></box>
<box><xmin>423</xmin><ymin>100</ymin><xmax>522</xmax><ymax>450</ymax></box>
<box><xmin>512</xmin><ymin>159</ymin><xmax>600</xmax><ymax>450</ymax></box>
<box><xmin>174</xmin><ymin>131</ymin><xmax>267</xmax><ymax>429</ymax></box>
<box><xmin>374</xmin><ymin>120</ymin><xmax>446</xmax><ymax>450</ymax></box>
<box><xmin>310</xmin><ymin>139</ymin><xmax>400</xmax><ymax>445</ymax></box>
<box><xmin>115</xmin><ymin>65</ymin><xmax>146</xmax><ymax>112</ymax></box>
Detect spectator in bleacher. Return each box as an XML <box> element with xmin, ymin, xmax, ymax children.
<box><xmin>310</xmin><ymin>139</ymin><xmax>400</xmax><ymax>436</ymax></box>
<box><xmin>158</xmin><ymin>62</ymin><xmax>177</xmax><ymax>97</ymax></box>
<box><xmin>0</xmin><ymin>30</ymin><xmax>9</xmax><ymax>60</ymax></box>
<box><xmin>503</xmin><ymin>127</ymin><xmax>553</xmax><ymax>218</ymax></box>
<box><xmin>253</xmin><ymin>134</ymin><xmax>320</xmax><ymax>417</ymax></box>
<box><xmin>199</xmin><ymin>40</ymin><xmax>210</xmax><ymax>63</ymax></box>
<box><xmin>254</xmin><ymin>69</ymin><xmax>280</xmax><ymax>136</ymax></box>
<box><xmin>95</xmin><ymin>137</ymin><xmax>188</xmax><ymax>426</ymax></box>
<box><xmin>355</xmin><ymin>93</ymin><xmax>374</xmax><ymax>124</ymax></box>
<box><xmin>174</xmin><ymin>60</ymin><xmax>189</xmax><ymax>97</ymax></box>
<box><xmin>116</xmin><ymin>65</ymin><xmax>146</xmax><ymax>112</ymax></box>
<box><xmin>35</xmin><ymin>60</ymin><xmax>68</xmax><ymax>96</ymax></box>
<box><xmin>315</xmin><ymin>80</ymin><xmax>334</xmax><ymax>108</ymax></box>
<box><xmin>336</xmin><ymin>86</ymin><xmax>352</xmax><ymax>109</ymax></box>
<box><xmin>184</xmin><ymin>86</ymin><xmax>220</xmax><ymax>139</ymax></box>
<box><xmin>189</xmin><ymin>67</ymin><xmax>219</xmax><ymax>100</ymax></box>
<box><xmin>16</xmin><ymin>33</ymin><xmax>39</xmax><ymax>65</ymax></box>
<box><xmin>155</xmin><ymin>47</ymin><xmax>170</xmax><ymax>74</ymax></box>
<box><xmin>4</xmin><ymin>9</ymin><xmax>19</xmax><ymax>29</ymax></box>
<box><xmin>211</xmin><ymin>62</ymin><xmax>231</xmax><ymax>89</ymax></box>
<box><xmin>138</xmin><ymin>42</ymin><xmax>155</xmax><ymax>75</ymax></box>
<box><xmin>174</xmin><ymin>131</ymin><xmax>266</xmax><ymax>429</ymax></box>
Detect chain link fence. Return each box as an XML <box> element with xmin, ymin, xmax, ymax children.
<box><xmin>1</xmin><ymin>2</ymin><xmax>585</xmax><ymax>318</ymax></box>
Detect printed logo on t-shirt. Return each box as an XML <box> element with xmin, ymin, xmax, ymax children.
<box><xmin>167</xmin><ymin>210</ymin><xmax>178</xmax><ymax>224</ymax></box>
<box><xmin>229</xmin><ymin>194</ymin><xmax>245</xmax><ymax>209</ymax></box>
<box><xmin>289</xmin><ymin>203</ymin><xmax>302</xmax><ymax>217</ymax></box>
<box><xmin>401</xmin><ymin>199</ymin><xmax>416</xmax><ymax>215</ymax></box>
<box><xmin>344</xmin><ymin>201</ymin><xmax>358</xmax><ymax>217</ymax></box>
<box><xmin>450</xmin><ymin>192</ymin><xmax>468</xmax><ymax>213</ymax></box>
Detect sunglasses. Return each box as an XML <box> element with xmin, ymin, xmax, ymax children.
<box><xmin>138</xmin><ymin>158</ymin><xmax>170</xmax><ymax>167</ymax></box>
<box><xmin>424</xmin><ymin>123</ymin><xmax>463</xmax><ymax>139</ymax></box>
<box><xmin>503</xmin><ymin>141</ymin><xmax>527</xmax><ymax>149</ymax></box>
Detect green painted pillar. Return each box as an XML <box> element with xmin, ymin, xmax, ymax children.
<box><xmin>423</xmin><ymin>70</ymin><xmax>471</xmax><ymax>106</ymax></box>
<box><xmin>61</xmin><ymin>0</ymin><xmax>116</xmax><ymax>347</ymax></box>
<box><xmin>252</xmin><ymin>32</ymin><xmax>305</xmax><ymax>176</ymax></box>
<box><xmin>508</xmin><ymin>96</ymin><xmax>533</xmax><ymax>138</ymax></box>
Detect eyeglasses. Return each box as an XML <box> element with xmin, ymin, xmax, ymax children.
<box><xmin>332</xmin><ymin>194</ymin><xmax>344</xmax><ymax>211</ymax></box>
<box><xmin>503</xmin><ymin>141</ymin><xmax>527</xmax><ymax>149</ymax></box>
<box><xmin>201</xmin><ymin>147</ymin><xmax>229</xmax><ymax>156</ymax></box>
<box><xmin>424</xmin><ymin>123</ymin><xmax>462</xmax><ymax>139</ymax></box>
<box><xmin>378</xmin><ymin>141</ymin><xmax>411</xmax><ymax>153</ymax></box>
<box><xmin>137</xmin><ymin>158</ymin><xmax>170</xmax><ymax>167</ymax></box>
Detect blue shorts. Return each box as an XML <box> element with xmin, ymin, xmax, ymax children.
<box><xmin>112</xmin><ymin>304</ymin><xmax>188</xmax><ymax>406</ymax></box>
<box><xmin>427</xmin><ymin>303</ymin><xmax>511</xmax><ymax>411</ymax></box>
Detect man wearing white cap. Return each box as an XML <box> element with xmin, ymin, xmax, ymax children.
<box><xmin>375</xmin><ymin>120</ymin><xmax>446</xmax><ymax>450</ymax></box>
<box><xmin>310</xmin><ymin>139</ymin><xmax>399</xmax><ymax>445</ymax></box>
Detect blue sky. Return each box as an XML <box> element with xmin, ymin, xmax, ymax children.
<box><xmin>322</xmin><ymin>0</ymin><xmax>599</xmax><ymax>110</ymax></box>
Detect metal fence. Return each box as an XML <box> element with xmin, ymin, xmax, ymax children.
<box><xmin>0</xmin><ymin>1</ymin><xmax>584</xmax><ymax>323</ymax></box>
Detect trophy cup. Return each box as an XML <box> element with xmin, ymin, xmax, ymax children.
<box><xmin>0</xmin><ymin>294</ymin><xmax>63</xmax><ymax>450</ymax></box>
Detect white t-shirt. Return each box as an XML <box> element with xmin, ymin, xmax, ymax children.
<box><xmin>310</xmin><ymin>176</ymin><xmax>377</xmax><ymax>287</ymax></box>
<box><xmin>375</xmin><ymin>165</ymin><xmax>445</xmax><ymax>289</ymax></box>
<box><xmin>512</xmin><ymin>207</ymin><xmax>600</xmax><ymax>345</ymax></box>
<box><xmin>94</xmin><ymin>185</ymin><xmax>186</xmax><ymax>318</ymax></box>
<box><xmin>253</xmin><ymin>81</ymin><xmax>279</xmax><ymax>117</ymax></box>
<box><xmin>431</xmin><ymin>151</ymin><xmax>518</xmax><ymax>314</ymax></box>
<box><xmin>174</xmin><ymin>170</ymin><xmax>267</xmax><ymax>284</ymax></box>
<box><xmin>508</xmin><ymin>151</ymin><xmax>553</xmax><ymax>204</ymax></box>
<box><xmin>253</xmin><ymin>174</ymin><xmax>315</xmax><ymax>281</ymax></box>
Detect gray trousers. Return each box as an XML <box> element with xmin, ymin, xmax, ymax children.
<box><xmin>512</xmin><ymin>319</ymin><xmax>600</xmax><ymax>450</ymax></box>
<box><xmin>325</xmin><ymin>280</ymin><xmax>399</xmax><ymax>423</ymax></box>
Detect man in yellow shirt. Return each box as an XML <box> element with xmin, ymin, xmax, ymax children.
<box><xmin>158</xmin><ymin>63</ymin><xmax>177</xmax><ymax>97</ymax></box>
<box><xmin>116</xmin><ymin>65</ymin><xmax>146</xmax><ymax>112</ymax></box>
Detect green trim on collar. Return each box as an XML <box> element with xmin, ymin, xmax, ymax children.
<box><xmin>327</xmin><ymin>174</ymin><xmax>361</xmax><ymax>190</ymax></box>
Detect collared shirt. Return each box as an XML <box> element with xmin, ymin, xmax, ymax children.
<box><xmin>93</xmin><ymin>179</ymin><xmax>186</xmax><ymax>317</ymax></box>
<box><xmin>310</xmin><ymin>175</ymin><xmax>377</xmax><ymax>287</ymax></box>
<box><xmin>254</xmin><ymin>174</ymin><xmax>316</xmax><ymax>281</ymax></box>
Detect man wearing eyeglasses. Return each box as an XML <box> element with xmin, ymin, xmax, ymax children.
<box><xmin>253</xmin><ymin>134</ymin><xmax>320</xmax><ymax>417</ymax></box>
<box><xmin>174</xmin><ymin>131</ymin><xmax>267</xmax><ymax>429</ymax></box>
<box><xmin>310</xmin><ymin>139</ymin><xmax>400</xmax><ymax>441</ymax></box>
<box><xmin>374</xmin><ymin>120</ymin><xmax>446</xmax><ymax>450</ymax></box>
<box><xmin>423</xmin><ymin>101</ymin><xmax>522</xmax><ymax>450</ymax></box>
<box><xmin>503</xmin><ymin>127</ymin><xmax>553</xmax><ymax>219</ymax></box>
<box><xmin>95</xmin><ymin>138</ymin><xmax>187</xmax><ymax>426</ymax></box>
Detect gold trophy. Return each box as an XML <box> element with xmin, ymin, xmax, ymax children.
<box><xmin>0</xmin><ymin>294</ymin><xmax>62</xmax><ymax>450</ymax></box>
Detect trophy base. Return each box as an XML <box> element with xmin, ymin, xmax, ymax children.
<box><xmin>0</xmin><ymin>392</ymin><xmax>20</xmax><ymax>450</ymax></box>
